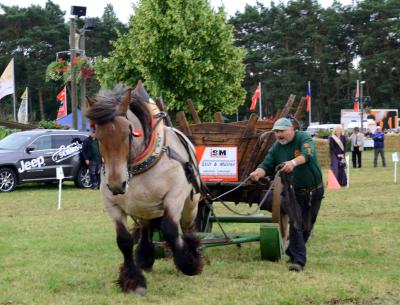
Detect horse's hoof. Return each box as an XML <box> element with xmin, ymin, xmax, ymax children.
<box><xmin>128</xmin><ymin>287</ymin><xmax>146</xmax><ymax>296</ymax></box>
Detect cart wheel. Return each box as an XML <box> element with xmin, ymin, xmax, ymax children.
<box><xmin>271</xmin><ymin>174</ymin><xmax>289</xmax><ymax>246</ymax></box>
<box><xmin>259</xmin><ymin>223</ymin><xmax>284</xmax><ymax>261</ymax></box>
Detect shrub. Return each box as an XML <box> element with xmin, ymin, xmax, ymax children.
<box><xmin>0</xmin><ymin>126</ymin><xmax>18</xmax><ymax>140</ymax></box>
<box><xmin>38</xmin><ymin>120</ymin><xmax>70</xmax><ymax>130</ymax></box>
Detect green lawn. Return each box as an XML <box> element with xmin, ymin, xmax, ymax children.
<box><xmin>1</xmin><ymin>151</ymin><xmax>399</xmax><ymax>305</ymax></box>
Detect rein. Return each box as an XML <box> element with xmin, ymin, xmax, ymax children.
<box><xmin>201</xmin><ymin>164</ymin><xmax>286</xmax><ymax>217</ymax></box>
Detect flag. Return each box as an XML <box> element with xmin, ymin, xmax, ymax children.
<box><xmin>18</xmin><ymin>87</ymin><xmax>28</xmax><ymax>124</ymax></box>
<box><xmin>354</xmin><ymin>80</ymin><xmax>359</xmax><ymax>112</ymax></box>
<box><xmin>306</xmin><ymin>82</ymin><xmax>311</xmax><ymax>112</ymax></box>
<box><xmin>0</xmin><ymin>58</ymin><xmax>15</xmax><ymax>101</ymax></box>
<box><xmin>56</xmin><ymin>86</ymin><xmax>67</xmax><ymax>120</ymax></box>
<box><xmin>250</xmin><ymin>84</ymin><xmax>260</xmax><ymax>110</ymax></box>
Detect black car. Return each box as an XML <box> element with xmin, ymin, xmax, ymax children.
<box><xmin>0</xmin><ymin>129</ymin><xmax>91</xmax><ymax>192</ymax></box>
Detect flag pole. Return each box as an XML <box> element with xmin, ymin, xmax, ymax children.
<box><xmin>258</xmin><ymin>81</ymin><xmax>262</xmax><ymax>119</ymax></box>
<box><xmin>12</xmin><ymin>58</ymin><xmax>17</xmax><ymax>121</ymax></box>
<box><xmin>26</xmin><ymin>87</ymin><xmax>29</xmax><ymax>122</ymax></box>
<box><xmin>308</xmin><ymin>80</ymin><xmax>311</xmax><ymax>125</ymax></box>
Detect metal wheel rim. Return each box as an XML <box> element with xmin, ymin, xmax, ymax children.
<box><xmin>80</xmin><ymin>168</ymin><xmax>92</xmax><ymax>188</ymax></box>
<box><xmin>0</xmin><ymin>170</ymin><xmax>15</xmax><ymax>192</ymax></box>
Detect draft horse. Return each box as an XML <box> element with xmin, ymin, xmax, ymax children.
<box><xmin>86</xmin><ymin>84</ymin><xmax>203</xmax><ymax>295</ymax></box>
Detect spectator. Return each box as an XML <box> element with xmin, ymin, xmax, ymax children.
<box><xmin>329</xmin><ymin>126</ymin><xmax>347</xmax><ymax>186</ymax></box>
<box><xmin>372</xmin><ymin>126</ymin><xmax>386</xmax><ymax>167</ymax></box>
<box><xmin>349</xmin><ymin>127</ymin><xmax>364</xmax><ymax>168</ymax></box>
<box><xmin>81</xmin><ymin>131</ymin><xmax>101</xmax><ymax>189</ymax></box>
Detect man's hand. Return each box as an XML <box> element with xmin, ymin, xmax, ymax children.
<box><xmin>281</xmin><ymin>160</ymin><xmax>296</xmax><ymax>173</ymax></box>
<box><xmin>85</xmin><ymin>160</ymin><xmax>90</xmax><ymax>166</ymax></box>
<box><xmin>249</xmin><ymin>168</ymin><xmax>266</xmax><ymax>182</ymax></box>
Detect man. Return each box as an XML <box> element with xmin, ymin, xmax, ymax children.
<box><xmin>372</xmin><ymin>126</ymin><xmax>386</xmax><ymax>167</ymax></box>
<box><xmin>349</xmin><ymin>127</ymin><xmax>364</xmax><ymax>168</ymax></box>
<box><xmin>81</xmin><ymin>131</ymin><xmax>101</xmax><ymax>189</ymax></box>
<box><xmin>250</xmin><ymin>118</ymin><xmax>324</xmax><ymax>272</ymax></box>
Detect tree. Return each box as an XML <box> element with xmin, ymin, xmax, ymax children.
<box><xmin>354</xmin><ymin>0</ymin><xmax>400</xmax><ymax>108</ymax></box>
<box><xmin>0</xmin><ymin>1</ymin><xmax>69</xmax><ymax>120</ymax></box>
<box><xmin>230</xmin><ymin>0</ymin><xmax>359</xmax><ymax>123</ymax></box>
<box><xmin>95</xmin><ymin>0</ymin><xmax>246</xmax><ymax>121</ymax></box>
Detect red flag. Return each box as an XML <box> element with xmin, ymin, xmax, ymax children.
<box><xmin>250</xmin><ymin>84</ymin><xmax>260</xmax><ymax>110</ymax></box>
<box><xmin>56</xmin><ymin>86</ymin><xmax>67</xmax><ymax>120</ymax></box>
<box><xmin>306</xmin><ymin>82</ymin><xmax>311</xmax><ymax>113</ymax></box>
<box><xmin>354</xmin><ymin>80</ymin><xmax>359</xmax><ymax>112</ymax></box>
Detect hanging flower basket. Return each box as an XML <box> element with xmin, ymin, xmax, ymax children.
<box><xmin>45</xmin><ymin>56</ymin><xmax>94</xmax><ymax>83</ymax></box>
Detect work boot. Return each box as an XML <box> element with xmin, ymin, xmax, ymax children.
<box><xmin>288</xmin><ymin>263</ymin><xmax>303</xmax><ymax>272</ymax></box>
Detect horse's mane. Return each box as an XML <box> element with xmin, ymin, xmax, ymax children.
<box><xmin>86</xmin><ymin>84</ymin><xmax>152</xmax><ymax>146</ymax></box>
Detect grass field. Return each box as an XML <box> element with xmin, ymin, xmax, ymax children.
<box><xmin>1</xmin><ymin>151</ymin><xmax>399</xmax><ymax>305</ymax></box>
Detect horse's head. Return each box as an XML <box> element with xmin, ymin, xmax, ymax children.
<box><xmin>86</xmin><ymin>85</ymin><xmax>143</xmax><ymax>195</ymax></box>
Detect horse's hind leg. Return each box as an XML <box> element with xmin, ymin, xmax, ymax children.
<box><xmin>115</xmin><ymin>221</ymin><xmax>147</xmax><ymax>295</ymax></box>
<box><xmin>135</xmin><ymin>220</ymin><xmax>157</xmax><ymax>272</ymax></box>
<box><xmin>161</xmin><ymin>208</ymin><xmax>203</xmax><ymax>276</ymax></box>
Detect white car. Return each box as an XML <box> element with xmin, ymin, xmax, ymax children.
<box><xmin>306</xmin><ymin>124</ymin><xmax>341</xmax><ymax>136</ymax></box>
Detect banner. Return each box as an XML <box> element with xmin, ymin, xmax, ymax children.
<box><xmin>18</xmin><ymin>87</ymin><xmax>28</xmax><ymax>123</ymax></box>
<box><xmin>195</xmin><ymin>146</ymin><xmax>238</xmax><ymax>182</ymax></box>
<box><xmin>0</xmin><ymin>58</ymin><xmax>15</xmax><ymax>101</ymax></box>
<box><xmin>56</xmin><ymin>86</ymin><xmax>67</xmax><ymax>120</ymax></box>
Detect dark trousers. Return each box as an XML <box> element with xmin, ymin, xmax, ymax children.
<box><xmin>89</xmin><ymin>162</ymin><xmax>101</xmax><ymax>188</ymax></box>
<box><xmin>286</xmin><ymin>186</ymin><xmax>324</xmax><ymax>267</ymax></box>
<box><xmin>352</xmin><ymin>147</ymin><xmax>362</xmax><ymax>168</ymax></box>
<box><xmin>374</xmin><ymin>148</ymin><xmax>386</xmax><ymax>167</ymax></box>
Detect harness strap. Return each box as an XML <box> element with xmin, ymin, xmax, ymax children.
<box><xmin>164</xmin><ymin>146</ymin><xmax>201</xmax><ymax>194</ymax></box>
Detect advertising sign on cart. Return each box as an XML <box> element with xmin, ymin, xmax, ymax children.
<box><xmin>195</xmin><ymin>146</ymin><xmax>238</xmax><ymax>182</ymax></box>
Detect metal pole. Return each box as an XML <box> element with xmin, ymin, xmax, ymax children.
<box><xmin>308</xmin><ymin>81</ymin><xmax>311</xmax><ymax>125</ymax></box>
<box><xmin>69</xmin><ymin>17</ymin><xmax>78</xmax><ymax>130</ymax></box>
<box><xmin>258</xmin><ymin>81</ymin><xmax>262</xmax><ymax>119</ymax></box>
<box><xmin>360</xmin><ymin>81</ymin><xmax>365</xmax><ymax>133</ymax></box>
<box><xmin>79</xmin><ymin>30</ymin><xmax>86</xmax><ymax>130</ymax></box>
<box><xmin>12</xmin><ymin>58</ymin><xmax>16</xmax><ymax>121</ymax></box>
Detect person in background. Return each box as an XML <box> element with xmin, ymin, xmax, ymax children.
<box><xmin>249</xmin><ymin>118</ymin><xmax>324</xmax><ymax>272</ymax></box>
<box><xmin>372</xmin><ymin>126</ymin><xmax>386</xmax><ymax>167</ymax></box>
<box><xmin>349</xmin><ymin>127</ymin><xmax>364</xmax><ymax>168</ymax></box>
<box><xmin>329</xmin><ymin>126</ymin><xmax>347</xmax><ymax>186</ymax></box>
<box><xmin>81</xmin><ymin>130</ymin><xmax>101</xmax><ymax>189</ymax></box>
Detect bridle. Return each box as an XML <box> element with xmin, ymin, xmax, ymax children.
<box><xmin>101</xmin><ymin>111</ymin><xmax>167</xmax><ymax>180</ymax></box>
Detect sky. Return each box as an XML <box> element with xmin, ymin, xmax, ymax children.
<box><xmin>0</xmin><ymin>0</ymin><xmax>354</xmax><ymax>24</ymax></box>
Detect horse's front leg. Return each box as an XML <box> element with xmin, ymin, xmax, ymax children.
<box><xmin>161</xmin><ymin>197</ymin><xmax>203</xmax><ymax>276</ymax></box>
<box><xmin>115</xmin><ymin>220</ymin><xmax>147</xmax><ymax>295</ymax></box>
<box><xmin>135</xmin><ymin>220</ymin><xmax>156</xmax><ymax>272</ymax></box>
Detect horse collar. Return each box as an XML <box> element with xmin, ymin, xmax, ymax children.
<box><xmin>128</xmin><ymin>103</ymin><xmax>165</xmax><ymax>175</ymax></box>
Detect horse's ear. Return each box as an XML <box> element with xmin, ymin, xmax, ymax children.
<box><xmin>119</xmin><ymin>89</ymin><xmax>132</xmax><ymax>113</ymax></box>
<box><xmin>86</xmin><ymin>96</ymin><xmax>96</xmax><ymax>109</ymax></box>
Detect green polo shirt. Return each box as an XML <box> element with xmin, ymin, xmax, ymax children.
<box><xmin>257</xmin><ymin>131</ymin><xmax>322</xmax><ymax>188</ymax></box>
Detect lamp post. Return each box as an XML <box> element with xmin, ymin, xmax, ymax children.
<box><xmin>69</xmin><ymin>16</ymin><xmax>78</xmax><ymax>130</ymax></box>
<box><xmin>360</xmin><ymin>80</ymin><xmax>366</xmax><ymax>133</ymax></box>
<box><xmin>69</xmin><ymin>6</ymin><xmax>87</xmax><ymax>130</ymax></box>
<box><xmin>78</xmin><ymin>18</ymin><xmax>95</xmax><ymax>130</ymax></box>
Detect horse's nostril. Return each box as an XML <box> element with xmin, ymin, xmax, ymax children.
<box><xmin>122</xmin><ymin>181</ymin><xmax>127</xmax><ymax>190</ymax></box>
<box><xmin>107</xmin><ymin>183</ymin><xmax>125</xmax><ymax>195</ymax></box>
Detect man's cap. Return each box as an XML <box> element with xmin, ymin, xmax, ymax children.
<box><xmin>272</xmin><ymin>118</ymin><xmax>293</xmax><ymax>131</ymax></box>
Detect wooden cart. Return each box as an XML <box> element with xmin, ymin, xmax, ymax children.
<box><xmin>160</xmin><ymin>95</ymin><xmax>306</xmax><ymax>260</ymax></box>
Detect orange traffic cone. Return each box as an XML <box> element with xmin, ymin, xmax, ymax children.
<box><xmin>327</xmin><ymin>169</ymin><xmax>341</xmax><ymax>189</ymax></box>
